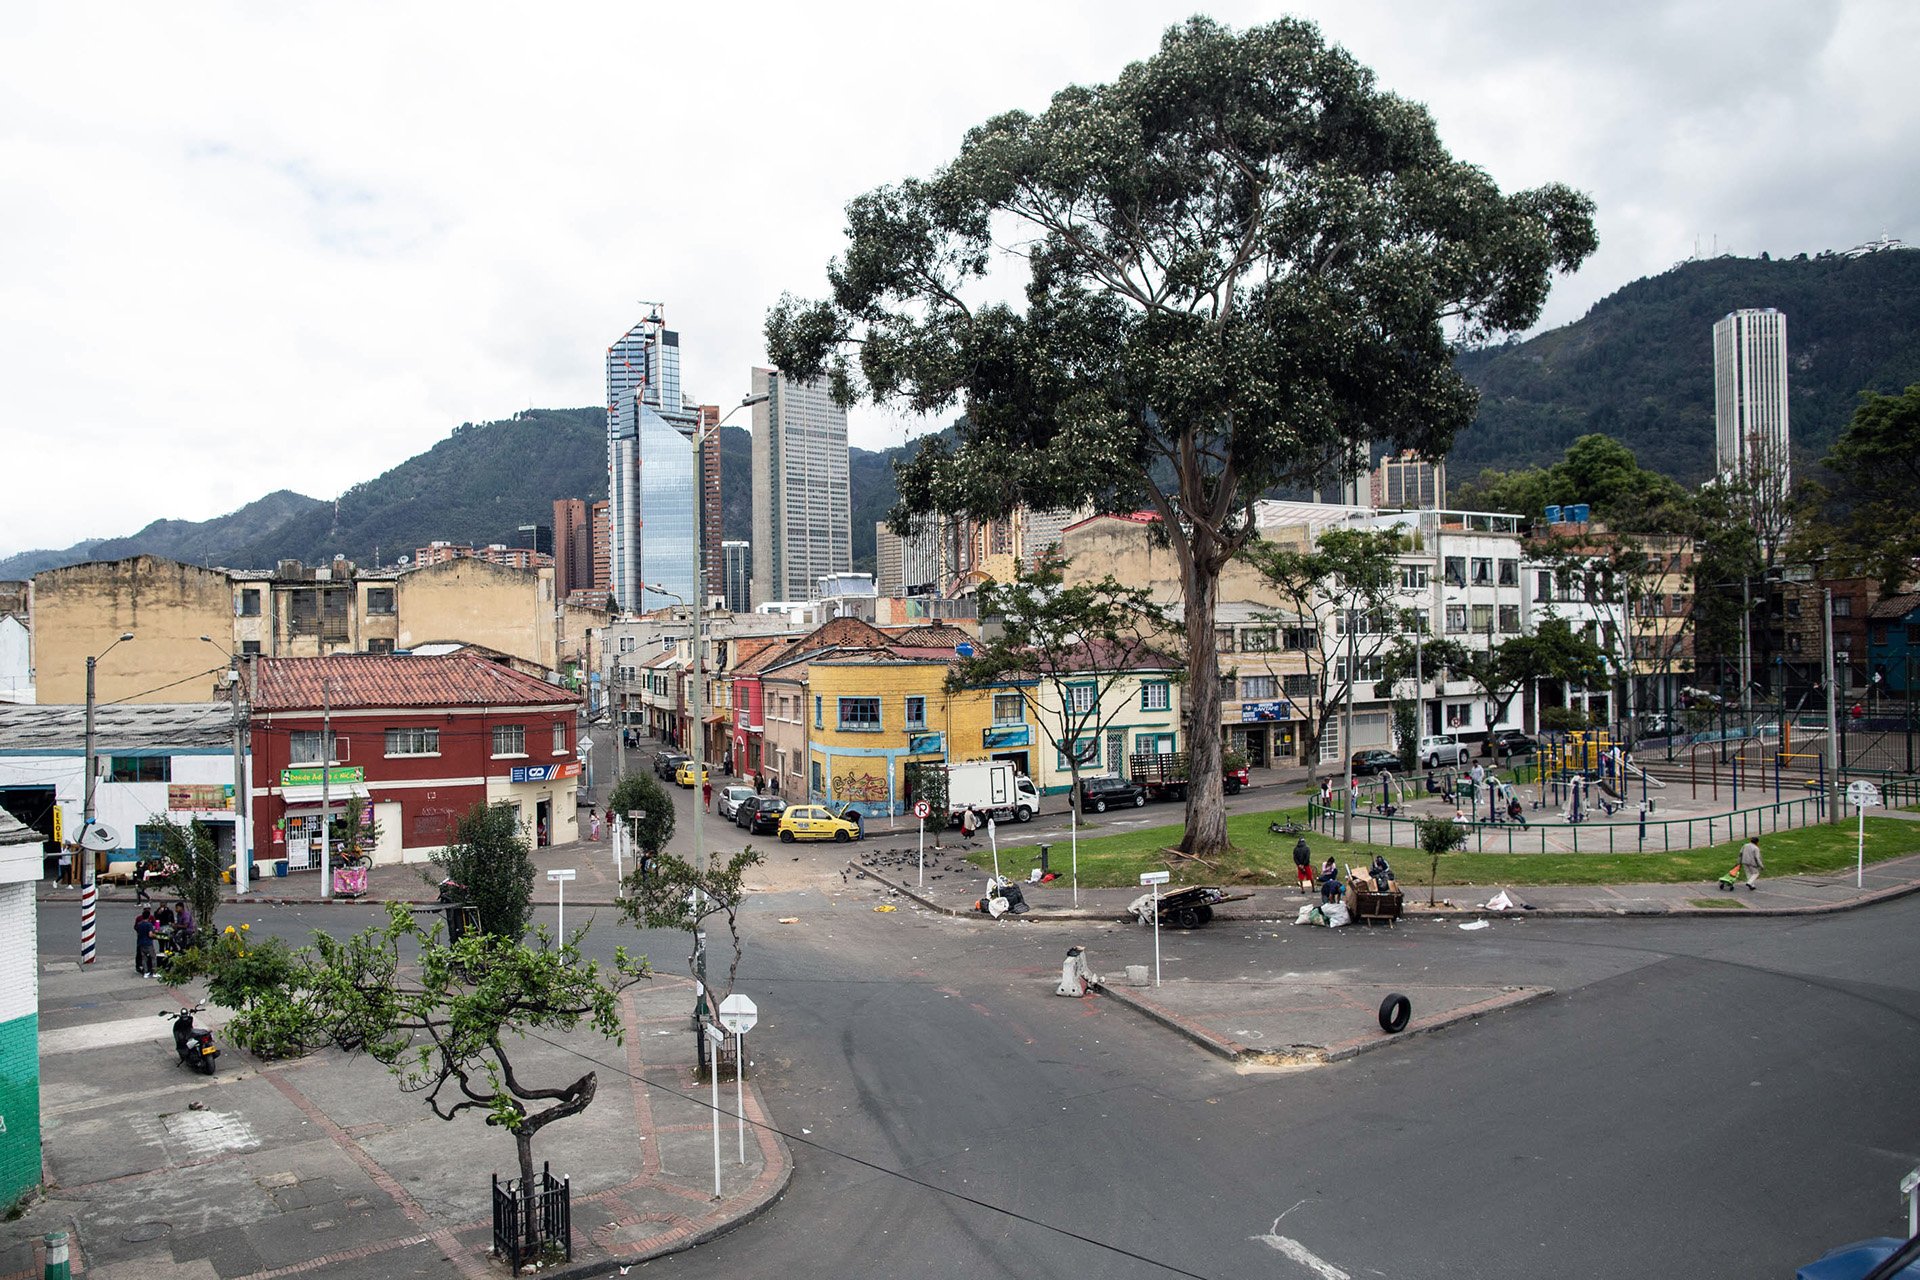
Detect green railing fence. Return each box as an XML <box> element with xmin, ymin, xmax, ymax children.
<box><xmin>1305</xmin><ymin>794</ymin><xmax>1828</xmax><ymax>855</ymax></box>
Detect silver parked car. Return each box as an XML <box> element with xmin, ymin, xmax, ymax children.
<box><xmin>716</xmin><ymin>785</ymin><xmax>756</xmax><ymax>821</ymax></box>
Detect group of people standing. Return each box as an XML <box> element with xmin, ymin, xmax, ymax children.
<box><xmin>132</xmin><ymin>901</ymin><xmax>194</xmax><ymax>977</ymax></box>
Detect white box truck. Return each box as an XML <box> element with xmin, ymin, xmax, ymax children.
<box><xmin>943</xmin><ymin>760</ymin><xmax>1039</xmax><ymax>824</ymax></box>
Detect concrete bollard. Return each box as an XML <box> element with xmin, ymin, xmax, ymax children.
<box><xmin>44</xmin><ymin>1231</ymin><xmax>70</xmax><ymax>1280</ymax></box>
<box><xmin>1126</xmin><ymin>964</ymin><xmax>1149</xmax><ymax>987</ymax></box>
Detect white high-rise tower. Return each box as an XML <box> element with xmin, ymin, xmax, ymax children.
<box><xmin>1713</xmin><ymin>308</ymin><xmax>1790</xmax><ymax>490</ymax></box>
<box><xmin>749</xmin><ymin>368</ymin><xmax>851</xmax><ymax>604</ymax></box>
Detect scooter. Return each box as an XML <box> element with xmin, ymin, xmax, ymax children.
<box><xmin>161</xmin><ymin>1005</ymin><xmax>219</xmax><ymax>1074</ymax></box>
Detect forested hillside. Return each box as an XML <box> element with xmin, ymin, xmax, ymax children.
<box><xmin>1450</xmin><ymin>248</ymin><xmax>1920</xmax><ymax>486</ymax></box>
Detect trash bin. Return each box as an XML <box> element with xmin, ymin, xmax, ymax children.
<box><xmin>273</xmin><ymin>860</ymin><xmax>288</xmax><ymax>878</ymax></box>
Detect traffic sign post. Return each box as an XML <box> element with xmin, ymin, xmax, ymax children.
<box><xmin>719</xmin><ymin>995</ymin><xmax>758</xmax><ymax>1164</ymax></box>
<box><xmin>546</xmin><ymin>868</ymin><xmax>576</xmax><ymax>941</ymax></box>
<box><xmin>1141</xmin><ymin>870</ymin><xmax>1170</xmax><ymax>987</ymax></box>
<box><xmin>1848</xmin><ymin>780</ymin><xmax>1882</xmax><ymax>888</ymax></box>
<box><xmin>913</xmin><ymin>800</ymin><xmax>931</xmax><ymax>886</ymax></box>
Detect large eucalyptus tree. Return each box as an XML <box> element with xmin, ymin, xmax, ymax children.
<box><xmin>767</xmin><ymin>16</ymin><xmax>1595</xmax><ymax>855</ymax></box>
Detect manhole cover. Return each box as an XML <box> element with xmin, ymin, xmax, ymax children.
<box><xmin>124</xmin><ymin>1221</ymin><xmax>172</xmax><ymax>1243</ymax></box>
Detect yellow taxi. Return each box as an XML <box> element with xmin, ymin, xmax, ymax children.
<box><xmin>776</xmin><ymin>804</ymin><xmax>860</xmax><ymax>843</ymax></box>
<box><xmin>674</xmin><ymin>760</ymin><xmax>710</xmax><ymax>789</ymax></box>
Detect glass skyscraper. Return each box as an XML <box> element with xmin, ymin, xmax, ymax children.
<box><xmin>606</xmin><ymin>312</ymin><xmax>700</xmax><ymax>611</ymax></box>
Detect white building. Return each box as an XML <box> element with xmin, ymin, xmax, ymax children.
<box><xmin>1713</xmin><ymin>308</ymin><xmax>1791</xmax><ymax>491</ymax></box>
<box><xmin>750</xmin><ymin>368</ymin><xmax>851</xmax><ymax>605</ymax></box>
<box><xmin>0</xmin><ymin>614</ymin><xmax>30</xmax><ymax>704</ymax></box>
<box><xmin>0</xmin><ymin>702</ymin><xmax>247</xmax><ymax>878</ymax></box>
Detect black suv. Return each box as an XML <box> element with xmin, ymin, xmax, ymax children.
<box><xmin>1481</xmin><ymin>730</ymin><xmax>1536</xmax><ymax>758</ymax></box>
<box><xmin>1349</xmin><ymin>749</ymin><xmax>1401</xmax><ymax>776</ymax></box>
<box><xmin>653</xmin><ymin>751</ymin><xmax>687</xmax><ymax>780</ymax></box>
<box><xmin>1079</xmin><ymin>776</ymin><xmax>1147</xmax><ymax>813</ymax></box>
<box><xmin>743</xmin><ymin>797</ymin><xmax>789</xmax><ymax>835</ymax></box>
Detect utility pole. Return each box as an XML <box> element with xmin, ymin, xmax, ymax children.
<box><xmin>320</xmin><ymin>679</ymin><xmax>333</xmax><ymax>897</ymax></box>
<box><xmin>1825</xmin><ymin>588</ymin><xmax>1841</xmax><ymax>825</ymax></box>
<box><xmin>230</xmin><ymin>655</ymin><xmax>250</xmax><ymax>894</ymax></box>
<box><xmin>1340</xmin><ymin>606</ymin><xmax>1356</xmax><ymax>843</ymax></box>
<box><xmin>1740</xmin><ymin>575</ymin><xmax>1753</xmax><ymax>716</ymax></box>
<box><xmin>79</xmin><ymin>632</ymin><xmax>133</xmax><ymax>964</ymax></box>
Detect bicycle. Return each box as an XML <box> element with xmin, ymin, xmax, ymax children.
<box><xmin>1269</xmin><ymin>819</ymin><xmax>1307</xmax><ymax>836</ymax></box>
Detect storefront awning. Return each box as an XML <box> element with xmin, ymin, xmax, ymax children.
<box><xmin>276</xmin><ymin>783</ymin><xmax>372</xmax><ymax>805</ymax></box>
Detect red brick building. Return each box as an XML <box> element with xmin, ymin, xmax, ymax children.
<box><xmin>250</xmin><ymin>654</ymin><xmax>581</xmax><ymax>869</ymax></box>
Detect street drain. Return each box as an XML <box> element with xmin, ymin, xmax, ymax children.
<box><xmin>123</xmin><ymin>1221</ymin><xmax>172</xmax><ymax>1243</ymax></box>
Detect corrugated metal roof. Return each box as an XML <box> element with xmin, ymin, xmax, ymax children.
<box><xmin>253</xmin><ymin>654</ymin><xmax>579</xmax><ymax>712</ymax></box>
<box><xmin>0</xmin><ymin>702</ymin><xmax>233</xmax><ymax>754</ymax></box>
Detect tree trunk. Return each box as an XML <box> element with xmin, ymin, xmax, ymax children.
<box><xmin>1179</xmin><ymin>559</ymin><xmax>1229</xmax><ymax>856</ymax></box>
<box><xmin>515</xmin><ymin>1129</ymin><xmax>539</xmax><ymax>1253</ymax></box>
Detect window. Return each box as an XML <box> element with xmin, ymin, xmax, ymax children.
<box><xmin>238</xmin><ymin>588</ymin><xmax>262</xmax><ymax>617</ymax></box>
<box><xmin>385</xmin><ymin>727</ymin><xmax>439</xmax><ymax>756</ymax></box>
<box><xmin>1140</xmin><ymin>682</ymin><xmax>1171</xmax><ymax>712</ymax></box>
<box><xmin>1241</xmin><ymin>628</ymin><xmax>1276</xmax><ymax>652</ymax></box>
<box><xmin>1872</xmin><ymin>626</ymin><xmax>1887</xmax><ymax>645</ymax></box>
<box><xmin>619</xmin><ymin>636</ymin><xmax>636</xmax><ymax>653</ymax></box>
<box><xmin>1785</xmin><ymin>597</ymin><xmax>1801</xmax><ymax>619</ymax></box>
<box><xmin>1536</xmin><ymin>570</ymin><xmax>1553</xmax><ymax>602</ymax></box>
<box><xmin>1243</xmin><ymin>674</ymin><xmax>1277</xmax><ymax>699</ymax></box>
<box><xmin>1833</xmin><ymin>596</ymin><xmax>1853</xmax><ymax>617</ymax></box>
<box><xmin>1498</xmin><ymin>559</ymin><xmax>1519</xmax><ymax>587</ymax></box>
<box><xmin>552</xmin><ymin>723</ymin><xmax>568</xmax><ymax>753</ymax></box>
<box><xmin>1670</xmin><ymin>594</ymin><xmax>1686</xmax><ymax>615</ymax></box>
<box><xmin>108</xmin><ymin>755</ymin><xmax>170</xmax><ymax>783</ymax></box>
<box><xmin>1400</xmin><ymin>565</ymin><xmax>1429</xmax><ymax>591</ymax></box>
<box><xmin>492</xmin><ymin>724</ymin><xmax>526</xmax><ymax>757</ymax></box>
<box><xmin>289</xmin><ymin>730</ymin><xmax>335</xmax><ymax>764</ymax></box>
<box><xmin>1408</xmin><ymin>607</ymin><xmax>1431</xmax><ymax>634</ymax></box>
<box><xmin>838</xmin><ymin>697</ymin><xmax>882</xmax><ymax>732</ymax></box>
<box><xmin>1907</xmin><ymin>623</ymin><xmax>1920</xmax><ymax>644</ymax></box>
<box><xmin>367</xmin><ymin>637</ymin><xmax>394</xmax><ymax>655</ymax></box>
<box><xmin>1445</xmin><ymin>605</ymin><xmax>1468</xmax><ymax>634</ymax></box>
<box><xmin>241</xmin><ymin>640</ymin><xmax>262</xmax><ymax>656</ymax></box>
<box><xmin>1471</xmin><ymin>604</ymin><xmax>1494</xmax><ymax>633</ymax></box>
<box><xmin>1284</xmin><ymin>674</ymin><xmax>1313</xmax><ymax>699</ymax></box>
<box><xmin>1283</xmin><ymin>627</ymin><xmax>1317</xmax><ymax>650</ymax></box>
<box><xmin>1216</xmin><ymin>629</ymin><xmax>1234</xmax><ymax>653</ymax></box>
<box><xmin>904</xmin><ymin>695</ymin><xmax>927</xmax><ymax>729</ymax></box>
<box><xmin>815</xmin><ymin>696</ymin><xmax>823</xmax><ymax>728</ymax></box>
<box><xmin>365</xmin><ymin>586</ymin><xmax>395</xmax><ymax>615</ymax></box>
<box><xmin>1066</xmin><ymin>684</ymin><xmax>1095</xmax><ymax>716</ymax></box>
<box><xmin>1470</xmin><ymin>557</ymin><xmax>1493</xmax><ymax>586</ymax></box>
<box><xmin>1498</xmin><ymin>604</ymin><xmax>1521</xmax><ymax>634</ymax></box>
<box><xmin>1219</xmin><ymin>674</ymin><xmax>1237</xmax><ymax>700</ymax></box>
<box><xmin>1056</xmin><ymin>737</ymin><xmax>1099</xmax><ymax>770</ymax></box>
<box><xmin>992</xmin><ymin>692</ymin><xmax>1024</xmax><ymax>724</ymax></box>
<box><xmin>1788</xmin><ymin>635</ymin><xmax>1803</xmax><ymax>654</ymax></box>
<box><xmin>1444</xmin><ymin>557</ymin><xmax>1466</xmax><ymax>587</ymax></box>
<box><xmin>1334</xmin><ymin>655</ymin><xmax>1385</xmax><ymax>684</ymax></box>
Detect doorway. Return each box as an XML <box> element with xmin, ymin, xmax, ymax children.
<box><xmin>535</xmin><ymin>798</ymin><xmax>552</xmax><ymax>848</ymax></box>
<box><xmin>991</xmin><ymin>751</ymin><xmax>1031</xmax><ymax>779</ymax></box>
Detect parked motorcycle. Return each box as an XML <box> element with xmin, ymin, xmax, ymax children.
<box><xmin>161</xmin><ymin>1005</ymin><xmax>219</xmax><ymax>1074</ymax></box>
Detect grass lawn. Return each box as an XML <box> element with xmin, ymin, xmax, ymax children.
<box><xmin>967</xmin><ymin>805</ymin><xmax>1920</xmax><ymax>889</ymax></box>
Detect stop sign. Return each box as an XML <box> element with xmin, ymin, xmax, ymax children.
<box><xmin>717</xmin><ymin>994</ymin><xmax>758</xmax><ymax>1034</ymax></box>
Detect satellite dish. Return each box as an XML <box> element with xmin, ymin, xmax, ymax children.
<box><xmin>80</xmin><ymin>823</ymin><xmax>120</xmax><ymax>852</ymax></box>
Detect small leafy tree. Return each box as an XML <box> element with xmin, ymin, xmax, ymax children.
<box><xmin>1416</xmin><ymin>816</ymin><xmax>1467</xmax><ymax>906</ymax></box>
<box><xmin>606</xmin><ymin>773</ymin><xmax>676</xmax><ymax>859</ymax></box>
<box><xmin>949</xmin><ymin>555</ymin><xmax>1169</xmax><ymax>822</ymax></box>
<box><xmin>221</xmin><ymin>905</ymin><xmax>649</xmax><ymax>1260</ymax></box>
<box><xmin>158</xmin><ymin>818</ymin><xmax>223</xmax><ymax>936</ymax></box>
<box><xmin>428</xmin><ymin>802</ymin><xmax>536</xmax><ymax>940</ymax></box>
<box><xmin>619</xmin><ymin>847</ymin><xmax>763</xmax><ymax>1076</ymax></box>
<box><xmin>1805</xmin><ymin>384</ymin><xmax>1920</xmax><ymax>592</ymax></box>
<box><xmin>1390</xmin><ymin>699</ymin><xmax>1419</xmax><ymax>773</ymax></box>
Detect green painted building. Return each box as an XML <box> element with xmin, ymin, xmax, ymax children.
<box><xmin>0</xmin><ymin>812</ymin><xmax>40</xmax><ymax>1210</ymax></box>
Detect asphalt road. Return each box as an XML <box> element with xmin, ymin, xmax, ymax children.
<box><xmin>39</xmin><ymin>876</ymin><xmax>1920</xmax><ymax>1278</ymax></box>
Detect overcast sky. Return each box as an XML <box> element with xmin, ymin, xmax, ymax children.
<box><xmin>4</xmin><ymin>0</ymin><xmax>1915</xmax><ymax>556</ymax></box>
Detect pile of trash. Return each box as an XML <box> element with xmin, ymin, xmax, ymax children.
<box><xmin>1293</xmin><ymin>901</ymin><xmax>1350</xmax><ymax>928</ymax></box>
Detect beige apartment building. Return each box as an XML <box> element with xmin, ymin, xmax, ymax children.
<box><xmin>31</xmin><ymin>554</ymin><xmax>606</xmax><ymax>704</ymax></box>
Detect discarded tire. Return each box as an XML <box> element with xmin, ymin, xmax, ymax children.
<box><xmin>1379</xmin><ymin>993</ymin><xmax>1412</xmax><ymax>1034</ymax></box>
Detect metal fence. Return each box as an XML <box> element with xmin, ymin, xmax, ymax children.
<box><xmin>1306</xmin><ymin>794</ymin><xmax>1830</xmax><ymax>855</ymax></box>
<box><xmin>492</xmin><ymin>1163</ymin><xmax>571</xmax><ymax>1272</ymax></box>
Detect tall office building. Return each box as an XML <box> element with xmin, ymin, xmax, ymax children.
<box><xmin>749</xmin><ymin>368</ymin><xmax>851</xmax><ymax>604</ymax></box>
<box><xmin>694</xmin><ymin>404</ymin><xmax>724</xmax><ymax>606</ymax></box>
<box><xmin>589</xmin><ymin>501</ymin><xmax>610</xmax><ymax>591</ymax></box>
<box><xmin>606</xmin><ymin>311</ymin><xmax>701</xmax><ymax>611</ymax></box>
<box><xmin>1370</xmin><ymin>451</ymin><xmax>1446</xmax><ymax>510</ymax></box>
<box><xmin>553</xmin><ymin>499</ymin><xmax>592</xmax><ymax>598</ymax></box>
<box><xmin>721</xmin><ymin>540</ymin><xmax>751</xmax><ymax>613</ymax></box>
<box><xmin>1714</xmin><ymin>308</ymin><xmax>1791</xmax><ymax>489</ymax></box>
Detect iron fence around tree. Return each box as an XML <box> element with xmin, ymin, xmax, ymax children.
<box><xmin>492</xmin><ymin>1162</ymin><xmax>571</xmax><ymax>1272</ymax></box>
<box><xmin>1306</xmin><ymin>794</ymin><xmax>1829</xmax><ymax>855</ymax></box>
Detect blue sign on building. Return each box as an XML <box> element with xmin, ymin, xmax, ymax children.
<box><xmin>983</xmin><ymin>724</ymin><xmax>1032</xmax><ymax>749</ymax></box>
<box><xmin>1240</xmin><ymin>700</ymin><xmax>1290</xmax><ymax>723</ymax></box>
<box><xmin>907</xmin><ymin>732</ymin><xmax>946</xmax><ymax>756</ymax></box>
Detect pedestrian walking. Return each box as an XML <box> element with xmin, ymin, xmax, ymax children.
<box><xmin>133</xmin><ymin>908</ymin><xmax>157</xmax><ymax>977</ymax></box>
<box><xmin>589</xmin><ymin>809</ymin><xmax>602</xmax><ymax>842</ymax></box>
<box><xmin>702</xmin><ymin>779</ymin><xmax>713</xmax><ymax>810</ymax></box>
<box><xmin>133</xmin><ymin>859</ymin><xmax>151</xmax><ymax>902</ymax></box>
<box><xmin>1739</xmin><ymin>836</ymin><xmax>1763</xmax><ymax>890</ymax></box>
<box><xmin>1292</xmin><ymin>836</ymin><xmax>1313</xmax><ymax>893</ymax></box>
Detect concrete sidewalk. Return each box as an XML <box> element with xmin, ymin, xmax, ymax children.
<box><xmin>3</xmin><ymin>963</ymin><xmax>789</xmax><ymax>1280</ymax></box>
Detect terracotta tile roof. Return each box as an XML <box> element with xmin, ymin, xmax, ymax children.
<box><xmin>1869</xmin><ymin>592</ymin><xmax>1920</xmax><ymax>620</ymax></box>
<box><xmin>253</xmin><ymin>654</ymin><xmax>580</xmax><ymax>712</ymax></box>
<box><xmin>887</xmin><ymin>624</ymin><xmax>974</xmax><ymax>648</ymax></box>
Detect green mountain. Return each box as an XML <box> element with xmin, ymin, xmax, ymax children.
<box><xmin>0</xmin><ymin>491</ymin><xmax>322</xmax><ymax>580</ymax></box>
<box><xmin>1450</xmin><ymin>247</ymin><xmax>1920</xmax><ymax>486</ymax></box>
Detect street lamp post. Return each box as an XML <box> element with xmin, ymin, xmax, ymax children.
<box><xmin>80</xmin><ymin>632</ymin><xmax>135</xmax><ymax>963</ymax></box>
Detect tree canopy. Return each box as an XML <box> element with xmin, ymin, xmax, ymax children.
<box><xmin>430</xmin><ymin>801</ymin><xmax>536</xmax><ymax>940</ymax></box>
<box><xmin>1801</xmin><ymin>384</ymin><xmax>1920</xmax><ymax>591</ymax></box>
<box><xmin>1452</xmin><ymin>434</ymin><xmax>1688</xmax><ymax>531</ymax></box>
<box><xmin>768</xmin><ymin>16</ymin><xmax>1595</xmax><ymax>856</ymax></box>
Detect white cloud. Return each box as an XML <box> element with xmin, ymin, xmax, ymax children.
<box><xmin>2</xmin><ymin>0</ymin><xmax>1915</xmax><ymax>554</ymax></box>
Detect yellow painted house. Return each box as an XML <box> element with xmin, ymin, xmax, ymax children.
<box><xmin>805</xmin><ymin>652</ymin><xmax>1037</xmax><ymax>818</ymax></box>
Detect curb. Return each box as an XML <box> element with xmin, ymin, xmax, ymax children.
<box><xmin>1091</xmin><ymin>980</ymin><xmax>1555</xmax><ymax>1064</ymax></box>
